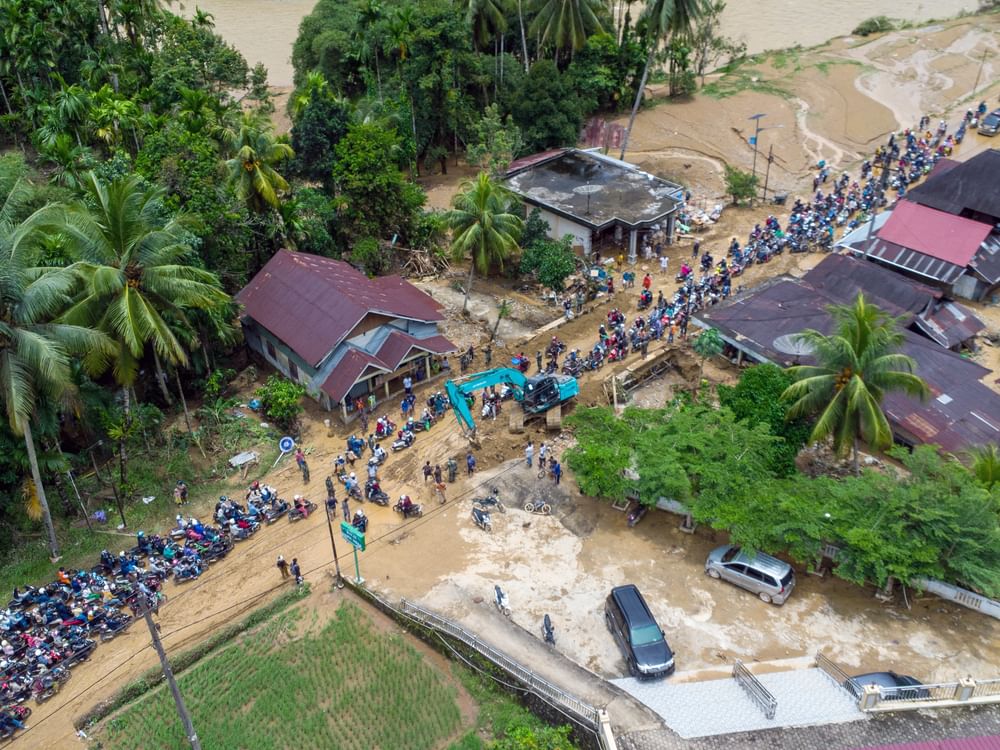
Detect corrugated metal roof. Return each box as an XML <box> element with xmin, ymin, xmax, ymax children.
<box><xmin>319</xmin><ymin>333</ymin><xmax>457</xmax><ymax>404</ymax></box>
<box><xmin>235</xmin><ymin>251</ymin><xmax>444</xmax><ymax>367</ymax></box>
<box><xmin>970</xmin><ymin>232</ymin><xmax>1000</xmax><ymax>285</ymax></box>
<box><xmin>907</xmin><ymin>147</ymin><xmax>1000</xmax><ymax>222</ymax></box>
<box><xmin>854</xmin><ymin>238</ymin><xmax>967</xmax><ymax>285</ymax></box>
<box><xmin>912</xmin><ymin>300</ymin><xmax>986</xmax><ymax>349</ymax></box>
<box><xmin>506</xmin><ymin>149</ymin><xmax>567</xmax><ymax>176</ymax></box>
<box><xmin>878</xmin><ymin>201</ymin><xmax>990</xmax><ymax>268</ymax></box>
<box><xmin>319</xmin><ymin>349</ymin><xmax>387</xmax><ymax>403</ymax></box>
<box><xmin>852</xmin><ymin>734</ymin><xmax>1000</xmax><ymax>750</ymax></box>
<box><xmin>697</xmin><ymin>277</ymin><xmax>1000</xmax><ymax>452</ymax></box>
<box><xmin>804</xmin><ymin>254</ymin><xmax>941</xmax><ymax>318</ymax></box>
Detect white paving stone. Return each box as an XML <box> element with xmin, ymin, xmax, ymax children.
<box><xmin>612</xmin><ymin>667</ymin><xmax>867</xmax><ymax>739</ymax></box>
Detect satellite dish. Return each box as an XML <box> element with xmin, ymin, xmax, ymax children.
<box><xmin>773</xmin><ymin>334</ymin><xmax>815</xmax><ymax>357</ymax></box>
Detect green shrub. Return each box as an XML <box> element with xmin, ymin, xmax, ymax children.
<box><xmin>254</xmin><ymin>374</ymin><xmax>306</xmax><ymax>431</ymax></box>
<box><xmin>853</xmin><ymin>16</ymin><xmax>894</xmax><ymax>36</ymax></box>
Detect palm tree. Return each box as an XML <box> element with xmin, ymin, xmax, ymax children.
<box><xmin>466</xmin><ymin>0</ymin><xmax>508</xmax><ymax>50</ymax></box>
<box><xmin>25</xmin><ymin>173</ymin><xmax>228</xmax><ymax>488</ymax></box>
<box><xmin>2</xmin><ymin>191</ymin><xmax>112</xmax><ymax>560</ymax></box>
<box><xmin>446</xmin><ymin>172</ymin><xmax>523</xmax><ymax>314</ymax></box>
<box><xmin>289</xmin><ymin>70</ymin><xmax>330</xmax><ymax>121</ymax></box>
<box><xmin>967</xmin><ymin>444</ymin><xmax>1000</xmax><ymax>489</ymax></box>
<box><xmin>191</xmin><ymin>7</ymin><xmax>215</xmax><ymax>28</ymax></box>
<box><xmin>530</xmin><ymin>0</ymin><xmax>604</xmax><ymax>60</ymax></box>
<box><xmin>620</xmin><ymin>0</ymin><xmax>708</xmax><ymax>160</ymax></box>
<box><xmin>224</xmin><ymin>113</ymin><xmax>294</xmax><ymax>212</ymax></box>
<box><xmin>37</xmin><ymin>134</ymin><xmax>94</xmax><ymax>190</ymax></box>
<box><xmin>782</xmin><ymin>293</ymin><xmax>929</xmax><ymax>475</ymax></box>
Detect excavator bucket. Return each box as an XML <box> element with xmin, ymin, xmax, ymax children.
<box><xmin>509</xmin><ymin>410</ymin><xmax>525</xmax><ymax>433</ymax></box>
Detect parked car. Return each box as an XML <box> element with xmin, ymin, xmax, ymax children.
<box><xmin>605</xmin><ymin>584</ymin><xmax>675</xmax><ymax>679</ymax></box>
<box><xmin>978</xmin><ymin>109</ymin><xmax>1000</xmax><ymax>136</ymax></box>
<box><xmin>704</xmin><ymin>545</ymin><xmax>795</xmax><ymax>605</ymax></box>
<box><xmin>844</xmin><ymin>671</ymin><xmax>928</xmax><ymax>700</ymax></box>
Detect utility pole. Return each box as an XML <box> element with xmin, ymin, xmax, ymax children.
<box><xmin>140</xmin><ymin>596</ymin><xmax>202</xmax><ymax>750</ymax></box>
<box><xmin>861</xmin><ymin>144</ymin><xmax>893</xmax><ymax>258</ymax></box>
<box><xmin>972</xmin><ymin>46</ymin><xmax>989</xmax><ymax>95</ymax></box>
<box><xmin>748</xmin><ymin>113</ymin><xmax>766</xmax><ymax>206</ymax></box>
<box><xmin>324</xmin><ymin>502</ymin><xmax>345</xmax><ymax>587</ymax></box>
<box><xmin>762</xmin><ymin>145</ymin><xmax>774</xmax><ymax>203</ymax></box>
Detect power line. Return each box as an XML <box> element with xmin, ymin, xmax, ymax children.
<box><xmin>11</xmin><ymin>459</ymin><xmax>531</xmax><ymax>742</ymax></box>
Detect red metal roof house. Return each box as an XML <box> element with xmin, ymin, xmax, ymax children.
<box><xmin>235</xmin><ymin>250</ymin><xmax>457</xmax><ymax>419</ymax></box>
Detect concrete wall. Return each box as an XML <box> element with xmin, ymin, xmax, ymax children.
<box><xmin>538</xmin><ymin>208</ymin><xmax>592</xmax><ymax>255</ymax></box>
<box><xmin>243</xmin><ymin>320</ymin><xmax>329</xmax><ymax>408</ymax></box>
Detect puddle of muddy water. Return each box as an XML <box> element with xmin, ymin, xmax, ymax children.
<box><xmin>368</xmin><ymin>459</ymin><xmax>1000</xmax><ymax>686</ymax></box>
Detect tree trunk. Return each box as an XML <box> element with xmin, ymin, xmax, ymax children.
<box><xmin>175</xmin><ymin>368</ymin><xmax>193</xmax><ymax>435</ymax></box>
<box><xmin>23</xmin><ymin>421</ymin><xmax>60</xmax><ymax>560</ymax></box>
<box><xmin>152</xmin><ymin>349</ymin><xmax>174</xmax><ymax>405</ymax></box>
<box><xmin>463</xmin><ymin>261</ymin><xmax>476</xmax><ymax>314</ymax></box>
<box><xmin>409</xmin><ymin>92</ymin><xmax>420</xmax><ymax>177</ymax></box>
<box><xmin>852</xmin><ymin>436</ymin><xmax>860</xmax><ymax>476</ymax></box>
<box><xmin>0</xmin><ymin>78</ymin><xmax>12</xmax><ymax>116</ymax></box>
<box><xmin>119</xmin><ymin>386</ymin><xmax>130</xmax><ymax>494</ymax></box>
<box><xmin>490</xmin><ymin>308</ymin><xmax>504</xmax><ymax>343</ymax></box>
<box><xmin>517</xmin><ymin>0</ymin><xmax>529</xmax><ymax>72</ymax></box>
<box><xmin>621</xmin><ymin>46</ymin><xmax>656</xmax><ymax>161</ymax></box>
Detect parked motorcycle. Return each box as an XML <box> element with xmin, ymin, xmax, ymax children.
<box><xmin>473</xmin><ymin>487</ymin><xmax>505</xmax><ymax>514</ymax></box>
<box><xmin>264</xmin><ymin>500</ymin><xmax>290</xmax><ymax>524</ymax></box>
<box><xmin>523</xmin><ymin>499</ymin><xmax>552</xmax><ymax>516</ymax></box>
<box><xmin>472</xmin><ymin>507</ymin><xmax>492</xmax><ymax>533</ymax></box>
<box><xmin>99</xmin><ymin>616</ymin><xmax>131</xmax><ymax>643</ymax></box>
<box><xmin>173</xmin><ymin>562</ymin><xmax>202</xmax><ymax>582</ymax></box>
<box><xmin>494</xmin><ymin>585</ymin><xmax>510</xmax><ymax>617</ymax></box>
<box><xmin>626</xmin><ymin>501</ymin><xmax>648</xmax><ymax>528</ymax></box>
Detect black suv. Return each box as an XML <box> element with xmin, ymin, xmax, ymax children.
<box><xmin>605</xmin><ymin>585</ymin><xmax>674</xmax><ymax>679</ymax></box>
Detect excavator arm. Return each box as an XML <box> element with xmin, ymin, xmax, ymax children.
<box><xmin>444</xmin><ymin>368</ymin><xmax>528</xmax><ymax>436</ymax></box>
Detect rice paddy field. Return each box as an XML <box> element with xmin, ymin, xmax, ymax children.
<box><xmin>99</xmin><ymin>601</ymin><xmax>467</xmax><ymax>749</ymax></box>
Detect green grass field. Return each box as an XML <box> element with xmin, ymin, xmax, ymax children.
<box><xmin>100</xmin><ymin>602</ymin><xmax>465</xmax><ymax>750</ymax></box>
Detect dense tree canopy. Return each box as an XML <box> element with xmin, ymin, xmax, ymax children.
<box><xmin>566</xmin><ymin>404</ymin><xmax>1000</xmax><ymax>597</ymax></box>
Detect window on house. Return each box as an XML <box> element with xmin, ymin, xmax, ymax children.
<box><xmin>266</xmin><ymin>340</ymin><xmax>276</xmax><ymax>360</ymax></box>
<box><xmin>288</xmin><ymin>360</ymin><xmax>299</xmax><ymax>380</ymax></box>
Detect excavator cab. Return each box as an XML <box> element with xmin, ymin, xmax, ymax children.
<box><xmin>522</xmin><ymin>375</ymin><xmax>560</xmax><ymax>413</ymax></box>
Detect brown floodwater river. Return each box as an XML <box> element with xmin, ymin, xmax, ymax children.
<box><xmin>188</xmin><ymin>0</ymin><xmax>978</xmax><ymax>88</ymax></box>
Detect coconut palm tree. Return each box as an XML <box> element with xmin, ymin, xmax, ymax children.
<box><xmin>446</xmin><ymin>172</ymin><xmax>522</xmax><ymax>314</ymax></box>
<box><xmin>466</xmin><ymin>0</ymin><xmax>508</xmax><ymax>50</ymax></box>
<box><xmin>530</xmin><ymin>0</ymin><xmax>604</xmax><ymax>59</ymax></box>
<box><xmin>224</xmin><ymin>113</ymin><xmax>294</xmax><ymax>213</ymax></box>
<box><xmin>620</xmin><ymin>0</ymin><xmax>708</xmax><ymax>159</ymax></box>
<box><xmin>968</xmin><ymin>444</ymin><xmax>1000</xmax><ymax>489</ymax></box>
<box><xmin>24</xmin><ymin>172</ymin><xmax>228</xmax><ymax>487</ymax></box>
<box><xmin>782</xmin><ymin>293</ymin><xmax>929</xmax><ymax>475</ymax></box>
<box><xmin>2</xmin><ymin>190</ymin><xmax>112</xmax><ymax>560</ymax></box>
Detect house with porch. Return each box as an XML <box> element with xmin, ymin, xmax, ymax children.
<box><xmin>236</xmin><ymin>250</ymin><xmax>457</xmax><ymax>421</ymax></box>
<box><xmin>503</xmin><ymin>148</ymin><xmax>684</xmax><ymax>261</ymax></box>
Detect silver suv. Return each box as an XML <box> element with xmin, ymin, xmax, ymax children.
<box><xmin>705</xmin><ymin>545</ymin><xmax>795</xmax><ymax>605</ymax></box>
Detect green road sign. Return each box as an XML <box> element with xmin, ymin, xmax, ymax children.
<box><xmin>340</xmin><ymin>521</ymin><xmax>366</xmax><ymax>551</ymax></box>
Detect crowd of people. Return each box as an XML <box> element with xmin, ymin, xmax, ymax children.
<box><xmin>0</xmin><ymin>476</ymin><xmax>335</xmax><ymax>738</ymax></box>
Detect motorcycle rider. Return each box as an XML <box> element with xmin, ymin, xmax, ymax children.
<box><xmin>372</xmin><ymin>444</ymin><xmax>387</xmax><ymax>463</ymax></box>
